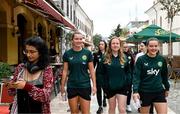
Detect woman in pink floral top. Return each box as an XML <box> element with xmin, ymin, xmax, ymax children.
<box><xmin>6</xmin><ymin>36</ymin><xmax>54</xmax><ymax>114</ymax></box>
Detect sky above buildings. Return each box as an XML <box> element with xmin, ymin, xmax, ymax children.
<box><xmin>79</xmin><ymin>0</ymin><xmax>153</xmax><ymax>37</ymax></box>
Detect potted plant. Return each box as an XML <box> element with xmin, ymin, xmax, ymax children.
<box><xmin>0</xmin><ymin>62</ymin><xmax>12</xmax><ymax>81</ymax></box>
<box><xmin>0</xmin><ymin>62</ymin><xmax>14</xmax><ymax>103</ymax></box>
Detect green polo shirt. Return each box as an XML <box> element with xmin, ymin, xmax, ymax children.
<box><xmin>63</xmin><ymin>48</ymin><xmax>93</xmax><ymax>88</ymax></box>
<box><xmin>133</xmin><ymin>54</ymin><xmax>170</xmax><ymax>93</ymax></box>
<box><xmin>101</xmin><ymin>55</ymin><xmax>131</xmax><ymax>90</ymax></box>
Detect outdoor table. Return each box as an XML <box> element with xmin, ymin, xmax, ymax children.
<box><xmin>169</xmin><ymin>68</ymin><xmax>180</xmax><ymax>88</ymax></box>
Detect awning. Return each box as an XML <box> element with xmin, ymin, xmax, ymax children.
<box><xmin>23</xmin><ymin>0</ymin><xmax>76</xmax><ymax>30</ymax></box>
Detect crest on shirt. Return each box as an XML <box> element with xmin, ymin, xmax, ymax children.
<box><xmin>158</xmin><ymin>61</ymin><xmax>163</xmax><ymax>67</ymax></box>
<box><xmin>82</xmin><ymin>55</ymin><xmax>87</xmax><ymax>60</ymax></box>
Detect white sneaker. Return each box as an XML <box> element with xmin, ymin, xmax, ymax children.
<box><xmin>126</xmin><ymin>105</ymin><xmax>132</xmax><ymax>112</ymax></box>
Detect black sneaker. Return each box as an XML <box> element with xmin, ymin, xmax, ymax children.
<box><xmin>96</xmin><ymin>107</ymin><xmax>103</xmax><ymax>114</ymax></box>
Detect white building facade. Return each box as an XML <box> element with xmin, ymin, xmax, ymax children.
<box><xmin>53</xmin><ymin>0</ymin><xmax>94</xmax><ymax>50</ymax></box>
<box><xmin>145</xmin><ymin>0</ymin><xmax>180</xmax><ymax>55</ymax></box>
<box><xmin>75</xmin><ymin>3</ymin><xmax>93</xmax><ymax>49</ymax></box>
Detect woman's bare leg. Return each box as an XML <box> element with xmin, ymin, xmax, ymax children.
<box><xmin>108</xmin><ymin>96</ymin><xmax>116</xmax><ymax>114</ymax></box>
<box><xmin>154</xmin><ymin>102</ymin><xmax>167</xmax><ymax>114</ymax></box>
<box><xmin>79</xmin><ymin>97</ymin><xmax>90</xmax><ymax>114</ymax></box>
<box><xmin>68</xmin><ymin>96</ymin><xmax>79</xmax><ymax>114</ymax></box>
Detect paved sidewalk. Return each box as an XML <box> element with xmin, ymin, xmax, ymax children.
<box><xmin>167</xmin><ymin>79</ymin><xmax>180</xmax><ymax>113</ymax></box>
<box><xmin>0</xmin><ymin>80</ymin><xmax>178</xmax><ymax>114</ymax></box>
<box><xmin>50</xmin><ymin>93</ymin><xmax>176</xmax><ymax>114</ymax></box>
<box><xmin>50</xmin><ymin>93</ymin><xmax>109</xmax><ymax>114</ymax></box>
<box><xmin>50</xmin><ymin>80</ymin><xmax>179</xmax><ymax>114</ymax></box>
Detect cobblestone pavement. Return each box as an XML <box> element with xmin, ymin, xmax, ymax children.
<box><xmin>167</xmin><ymin>79</ymin><xmax>180</xmax><ymax>114</ymax></box>
<box><xmin>50</xmin><ymin>79</ymin><xmax>179</xmax><ymax>114</ymax></box>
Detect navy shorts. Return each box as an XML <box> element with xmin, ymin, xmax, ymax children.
<box><xmin>106</xmin><ymin>86</ymin><xmax>128</xmax><ymax>99</ymax></box>
<box><xmin>139</xmin><ymin>91</ymin><xmax>167</xmax><ymax>106</ymax></box>
<box><xmin>67</xmin><ymin>87</ymin><xmax>91</xmax><ymax>101</ymax></box>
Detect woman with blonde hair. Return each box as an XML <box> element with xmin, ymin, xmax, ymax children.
<box><xmin>100</xmin><ymin>36</ymin><xmax>131</xmax><ymax>114</ymax></box>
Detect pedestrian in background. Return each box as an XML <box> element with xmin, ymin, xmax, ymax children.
<box><xmin>93</xmin><ymin>40</ymin><xmax>107</xmax><ymax>114</ymax></box>
<box><xmin>123</xmin><ymin>43</ymin><xmax>135</xmax><ymax>112</ymax></box>
<box><xmin>133</xmin><ymin>38</ymin><xmax>170</xmax><ymax>114</ymax></box>
<box><xmin>61</xmin><ymin>31</ymin><xmax>96</xmax><ymax>114</ymax></box>
<box><xmin>6</xmin><ymin>36</ymin><xmax>54</xmax><ymax>114</ymax></box>
<box><xmin>100</xmin><ymin>36</ymin><xmax>131</xmax><ymax>114</ymax></box>
<box><xmin>135</xmin><ymin>40</ymin><xmax>147</xmax><ymax>62</ymax></box>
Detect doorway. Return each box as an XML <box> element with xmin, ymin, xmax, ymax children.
<box><xmin>17</xmin><ymin>14</ymin><xmax>27</xmax><ymax>63</ymax></box>
<box><xmin>37</xmin><ymin>23</ymin><xmax>43</xmax><ymax>38</ymax></box>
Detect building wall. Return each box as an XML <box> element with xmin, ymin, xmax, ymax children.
<box><xmin>75</xmin><ymin>3</ymin><xmax>93</xmax><ymax>44</ymax></box>
<box><xmin>0</xmin><ymin>0</ymin><xmax>60</xmax><ymax>65</ymax></box>
<box><xmin>0</xmin><ymin>1</ymin><xmax>8</xmax><ymax>63</ymax></box>
<box><xmin>0</xmin><ymin>1</ymin><xmax>18</xmax><ymax>64</ymax></box>
<box><xmin>1</xmin><ymin>0</ymin><xmax>93</xmax><ymax>64</ymax></box>
<box><xmin>53</xmin><ymin>0</ymin><xmax>94</xmax><ymax>49</ymax></box>
<box><xmin>58</xmin><ymin>0</ymin><xmax>93</xmax><ymax>37</ymax></box>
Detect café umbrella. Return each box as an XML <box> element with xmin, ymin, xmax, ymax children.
<box><xmin>133</xmin><ymin>24</ymin><xmax>180</xmax><ymax>42</ymax></box>
<box><xmin>126</xmin><ymin>35</ymin><xmax>141</xmax><ymax>43</ymax></box>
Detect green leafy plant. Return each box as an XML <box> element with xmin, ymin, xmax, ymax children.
<box><xmin>0</xmin><ymin>62</ymin><xmax>12</xmax><ymax>79</ymax></box>
<box><xmin>93</xmin><ymin>34</ymin><xmax>102</xmax><ymax>48</ymax></box>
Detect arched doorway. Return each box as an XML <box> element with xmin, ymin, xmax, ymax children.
<box><xmin>17</xmin><ymin>14</ymin><xmax>27</xmax><ymax>63</ymax></box>
<box><xmin>0</xmin><ymin>6</ymin><xmax>7</xmax><ymax>62</ymax></box>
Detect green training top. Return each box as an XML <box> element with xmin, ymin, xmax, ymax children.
<box><xmin>93</xmin><ymin>52</ymin><xmax>105</xmax><ymax>79</ymax></box>
<box><xmin>100</xmin><ymin>55</ymin><xmax>131</xmax><ymax>90</ymax></box>
<box><xmin>133</xmin><ymin>54</ymin><xmax>170</xmax><ymax>93</ymax></box>
<box><xmin>63</xmin><ymin>48</ymin><xmax>93</xmax><ymax>88</ymax></box>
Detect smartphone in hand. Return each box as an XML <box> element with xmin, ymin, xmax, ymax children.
<box><xmin>3</xmin><ymin>80</ymin><xmax>17</xmax><ymax>88</ymax></box>
<box><xmin>2</xmin><ymin>78</ymin><xmax>11</xmax><ymax>87</ymax></box>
